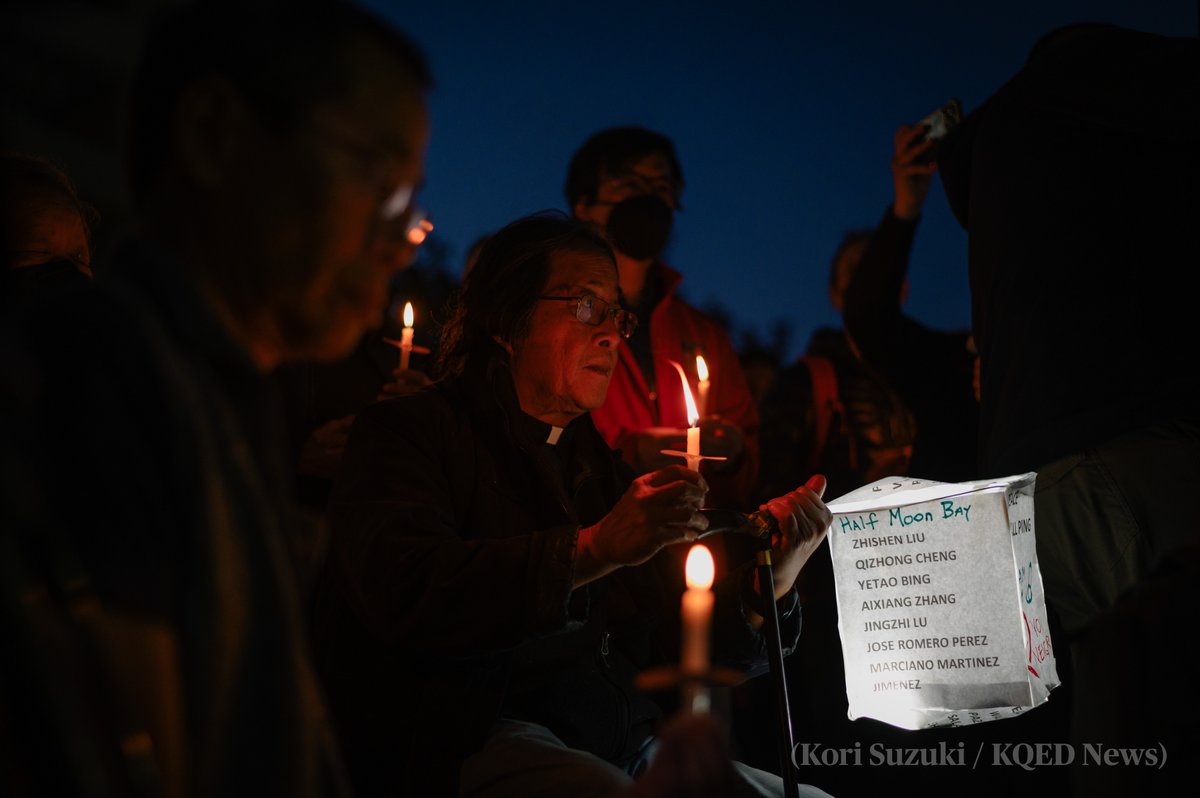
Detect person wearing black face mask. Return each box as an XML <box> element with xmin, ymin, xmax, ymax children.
<box><xmin>1</xmin><ymin>151</ymin><xmax>96</xmax><ymax>312</ymax></box>
<box><xmin>566</xmin><ymin>127</ymin><xmax>760</xmax><ymax>512</ymax></box>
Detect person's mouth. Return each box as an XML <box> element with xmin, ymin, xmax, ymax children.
<box><xmin>584</xmin><ymin>362</ymin><xmax>613</xmax><ymax>377</ymax></box>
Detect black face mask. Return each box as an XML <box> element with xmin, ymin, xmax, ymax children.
<box><xmin>605</xmin><ymin>194</ymin><xmax>673</xmax><ymax>260</ymax></box>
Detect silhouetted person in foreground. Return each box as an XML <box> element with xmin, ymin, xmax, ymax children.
<box><xmin>0</xmin><ymin>2</ymin><xmax>431</xmax><ymax>795</ymax></box>
<box><xmin>938</xmin><ymin>23</ymin><xmax>1200</xmax><ymax>798</ymax></box>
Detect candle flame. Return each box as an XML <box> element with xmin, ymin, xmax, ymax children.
<box><xmin>403</xmin><ymin>302</ymin><xmax>414</xmax><ymax>328</ymax></box>
<box><xmin>696</xmin><ymin>354</ymin><xmax>709</xmax><ymax>383</ymax></box>
<box><xmin>685</xmin><ymin>544</ymin><xmax>715</xmax><ymax>590</ymax></box>
<box><xmin>671</xmin><ymin>361</ymin><xmax>699</xmax><ymax>428</ymax></box>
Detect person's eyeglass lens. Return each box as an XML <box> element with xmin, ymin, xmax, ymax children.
<box><xmin>538</xmin><ymin>295</ymin><xmax>638</xmax><ymax>339</ymax></box>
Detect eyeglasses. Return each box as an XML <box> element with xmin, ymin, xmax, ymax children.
<box><xmin>537</xmin><ymin>294</ymin><xmax>638</xmax><ymax>339</ymax></box>
<box><xmin>404</xmin><ymin>207</ymin><xmax>433</xmax><ymax>245</ymax></box>
<box><xmin>310</xmin><ymin>123</ymin><xmax>417</xmax><ymax>221</ymax></box>
<box><xmin>600</xmin><ymin>169</ymin><xmax>682</xmax><ymax>208</ymax></box>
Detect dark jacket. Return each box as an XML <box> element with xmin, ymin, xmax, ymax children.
<box><xmin>312</xmin><ymin>352</ymin><xmax>799</xmax><ymax>795</ymax></box>
<box><xmin>0</xmin><ymin>239</ymin><xmax>344</xmax><ymax>797</ymax></box>
<box><xmin>937</xmin><ymin>24</ymin><xmax>1200</xmax><ymax>475</ymax></box>
<box><xmin>590</xmin><ymin>262</ymin><xmax>761</xmax><ymax>509</ymax></box>
<box><xmin>841</xmin><ymin>208</ymin><xmax>980</xmax><ymax>482</ymax></box>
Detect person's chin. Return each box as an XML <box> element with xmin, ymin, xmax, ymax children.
<box><xmin>578</xmin><ymin>383</ymin><xmax>612</xmax><ymax>412</ymax></box>
<box><xmin>292</xmin><ymin>309</ymin><xmax>370</xmax><ymax>363</ymax></box>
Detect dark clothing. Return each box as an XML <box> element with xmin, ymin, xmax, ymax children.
<box><xmin>276</xmin><ymin>334</ymin><xmax>399</xmax><ymax>513</ymax></box>
<box><xmin>937</xmin><ymin>26</ymin><xmax>1200</xmax><ymax>796</ymax></box>
<box><xmin>312</xmin><ymin>353</ymin><xmax>799</xmax><ymax>795</ymax></box>
<box><xmin>937</xmin><ymin>22</ymin><xmax>1200</xmax><ymax>615</ymax></box>
<box><xmin>841</xmin><ymin>207</ymin><xmax>979</xmax><ymax>482</ymax></box>
<box><xmin>745</xmin><ymin>328</ymin><xmax>919</xmax><ymax>795</ymax></box>
<box><xmin>0</xmin><ymin>239</ymin><xmax>344</xmax><ymax>797</ymax></box>
<box><xmin>592</xmin><ymin>262</ymin><xmax>760</xmax><ymax>509</ymax></box>
<box><xmin>760</xmin><ymin>329</ymin><xmax>917</xmax><ymax>504</ymax></box>
<box><xmin>938</xmin><ymin>25</ymin><xmax>1200</xmax><ymax>478</ymax></box>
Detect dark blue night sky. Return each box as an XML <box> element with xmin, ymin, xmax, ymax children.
<box><xmin>367</xmin><ymin>0</ymin><xmax>1196</xmax><ymax>362</ymax></box>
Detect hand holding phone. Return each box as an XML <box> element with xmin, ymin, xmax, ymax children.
<box><xmin>892</xmin><ymin>101</ymin><xmax>962</xmax><ymax>219</ymax></box>
<box><xmin>920</xmin><ymin>98</ymin><xmax>964</xmax><ymax>142</ymax></box>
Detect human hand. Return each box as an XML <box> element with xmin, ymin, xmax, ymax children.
<box><xmin>757</xmin><ymin>474</ymin><xmax>832</xmax><ymax>599</ymax></box>
<box><xmin>297</xmin><ymin>415</ymin><xmax>355</xmax><ymax>479</ymax></box>
<box><xmin>623</xmin><ymin>713</ymin><xmax>738</xmax><ymax>798</ymax></box>
<box><xmin>892</xmin><ymin>123</ymin><xmax>938</xmax><ymax>221</ymax></box>
<box><xmin>376</xmin><ymin>367</ymin><xmax>432</xmax><ymax>402</ymax></box>
<box><xmin>579</xmin><ymin>466</ymin><xmax>709</xmax><ymax>575</ymax></box>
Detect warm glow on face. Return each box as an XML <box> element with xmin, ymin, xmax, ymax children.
<box><xmin>696</xmin><ymin>354</ymin><xmax>709</xmax><ymax>382</ymax></box>
<box><xmin>403</xmin><ymin>301</ymin><xmax>414</xmax><ymax>328</ymax></box>
<box><xmin>685</xmin><ymin>544</ymin><xmax>715</xmax><ymax>590</ymax></box>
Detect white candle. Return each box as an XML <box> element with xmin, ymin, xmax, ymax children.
<box><xmin>686</xmin><ymin>425</ymin><xmax>700</xmax><ymax>467</ymax></box>
<box><xmin>695</xmin><ymin>354</ymin><xmax>710</xmax><ymax>419</ymax></box>
<box><xmin>399</xmin><ymin>302</ymin><xmax>414</xmax><ymax>371</ymax></box>
<box><xmin>678</xmin><ymin>367</ymin><xmax>702</xmax><ymax>471</ymax></box>
<box><xmin>681</xmin><ymin>544</ymin><xmax>715</xmax><ymax>676</ymax></box>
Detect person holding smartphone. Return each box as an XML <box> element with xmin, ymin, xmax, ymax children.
<box><xmin>836</xmin><ymin>113</ymin><xmax>980</xmax><ymax>485</ymax></box>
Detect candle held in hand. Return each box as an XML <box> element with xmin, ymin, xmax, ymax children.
<box><xmin>681</xmin><ymin>544</ymin><xmax>715</xmax><ymax>676</ymax></box>
<box><xmin>659</xmin><ymin>361</ymin><xmax>725</xmax><ymax>471</ymax></box>
<box><xmin>695</xmin><ymin>354</ymin><xmax>710</xmax><ymax>419</ymax></box>
<box><xmin>399</xmin><ymin>302</ymin><xmax>415</xmax><ymax>371</ymax></box>
<box><xmin>680</xmin><ymin>367</ymin><xmax>701</xmax><ymax>471</ymax></box>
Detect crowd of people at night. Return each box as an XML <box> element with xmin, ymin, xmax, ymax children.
<box><xmin>2</xmin><ymin>3</ymin><xmax>1196</xmax><ymax>797</ymax></box>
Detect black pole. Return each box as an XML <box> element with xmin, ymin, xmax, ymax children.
<box><xmin>755</xmin><ymin>549</ymin><xmax>799</xmax><ymax>798</ymax></box>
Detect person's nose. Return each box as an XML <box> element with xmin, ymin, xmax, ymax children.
<box><xmin>594</xmin><ymin>313</ymin><xmax>622</xmax><ymax>348</ymax></box>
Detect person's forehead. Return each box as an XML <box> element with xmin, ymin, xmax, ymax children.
<box><xmin>8</xmin><ymin>202</ymin><xmax>88</xmax><ymax>253</ymax></box>
<box><xmin>610</xmin><ymin>152</ymin><xmax>675</xmax><ymax>180</ymax></box>
<box><xmin>544</xmin><ymin>249</ymin><xmax>618</xmax><ymax>295</ymax></box>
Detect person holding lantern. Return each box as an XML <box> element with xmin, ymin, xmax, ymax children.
<box><xmin>313</xmin><ymin>211</ymin><xmax>832</xmax><ymax>796</ymax></box>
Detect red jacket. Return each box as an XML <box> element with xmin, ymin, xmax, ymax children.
<box><xmin>590</xmin><ymin>263</ymin><xmax>760</xmax><ymax>509</ymax></box>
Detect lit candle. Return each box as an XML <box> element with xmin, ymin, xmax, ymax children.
<box><xmin>695</xmin><ymin>354</ymin><xmax>710</xmax><ymax>419</ymax></box>
<box><xmin>680</xmin><ymin>369</ymin><xmax>701</xmax><ymax>471</ymax></box>
<box><xmin>681</xmin><ymin>544</ymin><xmax>715</xmax><ymax>676</ymax></box>
<box><xmin>659</xmin><ymin>361</ymin><xmax>725</xmax><ymax>471</ymax></box>
<box><xmin>399</xmin><ymin>302</ymin><xmax>415</xmax><ymax>371</ymax></box>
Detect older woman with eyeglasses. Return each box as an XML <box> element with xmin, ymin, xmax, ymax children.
<box><xmin>312</xmin><ymin>210</ymin><xmax>832</xmax><ymax>797</ymax></box>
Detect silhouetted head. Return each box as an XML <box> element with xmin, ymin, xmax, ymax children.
<box><xmin>2</xmin><ymin>151</ymin><xmax>97</xmax><ymax>306</ymax></box>
<box><xmin>128</xmin><ymin>0</ymin><xmax>433</xmax><ymax>366</ymax></box>
<box><xmin>827</xmin><ymin>229</ymin><xmax>873</xmax><ymax>312</ymax></box>
<box><xmin>566</xmin><ymin>127</ymin><xmax>683</xmax><ymax>262</ymax></box>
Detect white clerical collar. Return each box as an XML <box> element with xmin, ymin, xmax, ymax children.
<box><xmin>546</xmin><ymin>426</ymin><xmax>564</xmax><ymax>445</ymax></box>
